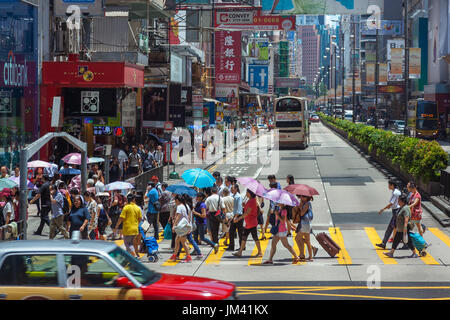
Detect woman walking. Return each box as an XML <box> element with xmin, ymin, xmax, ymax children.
<box><xmin>192</xmin><ymin>192</ymin><xmax>219</xmax><ymax>253</ymax></box>
<box><xmin>233</xmin><ymin>189</ymin><xmax>263</xmax><ymax>258</ymax></box>
<box><xmin>407</xmin><ymin>182</ymin><xmax>424</xmax><ymax>237</ymax></box>
<box><xmin>68</xmin><ymin>195</ymin><xmax>90</xmax><ymax>239</ymax></box>
<box><xmin>263</xmin><ymin>203</ymin><xmax>300</xmax><ymax>264</ymax></box>
<box><xmin>96</xmin><ymin>195</ymin><xmax>111</xmax><ymax>241</ymax></box>
<box><xmin>169</xmin><ymin>194</ymin><xmax>193</xmax><ymax>263</ymax></box>
<box><xmin>293</xmin><ymin>195</ymin><xmax>315</xmax><ymax>261</ymax></box>
<box><xmin>384</xmin><ymin>194</ymin><xmax>418</xmax><ymax>258</ymax></box>
<box><xmin>182</xmin><ymin>194</ymin><xmax>203</xmax><ymax>259</ymax></box>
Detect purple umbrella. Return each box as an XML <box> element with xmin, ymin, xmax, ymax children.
<box><xmin>62</xmin><ymin>153</ymin><xmax>88</xmax><ymax>165</ymax></box>
<box><xmin>261</xmin><ymin>189</ymin><xmax>300</xmax><ymax>206</ymax></box>
<box><xmin>236</xmin><ymin>177</ymin><xmax>268</xmax><ymax>197</ymax></box>
<box><xmin>8</xmin><ymin>176</ymin><xmax>36</xmax><ymax>190</ymax></box>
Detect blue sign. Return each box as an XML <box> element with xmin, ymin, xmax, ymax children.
<box><xmin>248</xmin><ymin>65</ymin><xmax>269</xmax><ymax>94</ymax></box>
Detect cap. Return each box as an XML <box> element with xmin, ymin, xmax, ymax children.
<box><xmin>151</xmin><ymin>176</ymin><xmax>159</xmax><ymax>181</ymax></box>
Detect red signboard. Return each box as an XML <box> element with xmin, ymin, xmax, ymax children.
<box><xmin>215</xmin><ymin>30</ymin><xmax>241</xmax><ymax>84</ymax></box>
<box><xmin>43</xmin><ymin>61</ymin><xmax>144</xmax><ymax>88</ymax></box>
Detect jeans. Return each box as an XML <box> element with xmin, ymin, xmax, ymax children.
<box><xmin>186</xmin><ymin>233</ymin><xmax>201</xmax><ymax>255</ymax></box>
<box><xmin>207</xmin><ymin>214</ymin><xmax>221</xmax><ymax>244</ymax></box>
<box><xmin>49</xmin><ymin>215</ymin><xmax>69</xmax><ymax>239</ymax></box>
<box><xmin>382</xmin><ymin>208</ymin><xmax>400</xmax><ymax>245</ymax></box>
<box><xmin>147</xmin><ymin>212</ymin><xmax>159</xmax><ymax>239</ymax></box>
<box><xmin>193</xmin><ymin>223</ymin><xmax>216</xmax><ymax>248</ymax></box>
<box><xmin>228</xmin><ymin>218</ymin><xmax>244</xmax><ymax>250</ymax></box>
<box><xmin>35</xmin><ymin>206</ymin><xmax>50</xmax><ymax>234</ymax></box>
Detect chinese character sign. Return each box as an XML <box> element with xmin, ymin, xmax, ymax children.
<box><xmin>215</xmin><ymin>31</ymin><xmax>241</xmax><ymax>84</ymax></box>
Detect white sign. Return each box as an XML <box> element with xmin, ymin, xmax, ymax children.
<box><xmin>51</xmin><ymin>97</ymin><xmax>62</xmax><ymax>128</ymax></box>
<box><xmin>216</xmin><ymin>11</ymin><xmax>254</xmax><ymax>25</ymax></box>
<box><xmin>215</xmin><ymin>85</ymin><xmax>238</xmax><ymax>98</ymax></box>
<box><xmin>387</xmin><ymin>39</ymin><xmax>405</xmax><ymax>60</ymax></box>
<box><xmin>170</xmin><ymin>54</ymin><xmax>183</xmax><ymax>83</ymax></box>
<box><xmin>122</xmin><ymin>91</ymin><xmax>136</xmax><ymax>127</ymax></box>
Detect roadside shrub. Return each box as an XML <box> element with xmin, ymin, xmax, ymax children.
<box><xmin>318</xmin><ymin>113</ymin><xmax>448</xmax><ymax>182</ymax></box>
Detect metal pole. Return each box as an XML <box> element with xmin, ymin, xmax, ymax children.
<box><xmin>375</xmin><ymin>27</ymin><xmax>379</xmax><ymax>129</ymax></box>
<box><xmin>341</xmin><ymin>24</ymin><xmax>345</xmax><ymax>119</ymax></box>
<box><xmin>104</xmin><ymin>155</ymin><xmax>110</xmax><ymax>185</ymax></box>
<box><xmin>334</xmin><ymin>43</ymin><xmax>337</xmax><ymax>118</ymax></box>
<box><xmin>352</xmin><ymin>19</ymin><xmax>356</xmax><ymax>123</ymax></box>
<box><xmin>404</xmin><ymin>0</ymin><xmax>410</xmax><ymax>136</ymax></box>
<box><xmin>19</xmin><ymin>149</ymin><xmax>28</xmax><ymax>240</ymax></box>
<box><xmin>81</xmin><ymin>151</ymin><xmax>87</xmax><ymax>194</ymax></box>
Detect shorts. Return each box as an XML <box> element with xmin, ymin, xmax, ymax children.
<box><xmin>299</xmin><ymin>221</ymin><xmax>311</xmax><ymax>234</ymax></box>
<box><xmin>276</xmin><ymin>231</ymin><xmax>288</xmax><ymax>237</ymax></box>
<box><xmin>242</xmin><ymin>227</ymin><xmax>259</xmax><ymax>242</ymax></box>
<box><xmin>257</xmin><ymin>214</ymin><xmax>264</xmax><ymax>225</ymax></box>
<box><xmin>123</xmin><ymin>235</ymin><xmax>136</xmax><ymax>254</ymax></box>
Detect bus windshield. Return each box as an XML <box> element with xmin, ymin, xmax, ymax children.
<box><xmin>417</xmin><ymin>102</ymin><xmax>437</xmax><ymax>118</ymax></box>
<box><xmin>276</xmin><ymin>98</ymin><xmax>303</xmax><ymax>112</ymax></box>
<box><xmin>417</xmin><ymin>119</ymin><xmax>438</xmax><ymax>130</ymax></box>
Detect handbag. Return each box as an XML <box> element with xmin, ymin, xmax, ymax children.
<box><xmin>140</xmin><ymin>220</ymin><xmax>151</xmax><ymax>233</ymax></box>
<box><xmin>270</xmin><ymin>220</ymin><xmax>280</xmax><ymax>235</ymax></box>
<box><xmin>214</xmin><ymin>196</ymin><xmax>226</xmax><ymax>221</ymax></box>
<box><xmin>173</xmin><ymin>205</ymin><xmax>192</xmax><ymax>237</ymax></box>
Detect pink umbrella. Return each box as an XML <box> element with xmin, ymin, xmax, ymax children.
<box><xmin>236</xmin><ymin>177</ymin><xmax>268</xmax><ymax>197</ymax></box>
<box><xmin>62</xmin><ymin>153</ymin><xmax>87</xmax><ymax>165</ymax></box>
<box><xmin>28</xmin><ymin>160</ymin><xmax>52</xmax><ymax>168</ymax></box>
<box><xmin>261</xmin><ymin>189</ymin><xmax>300</xmax><ymax>206</ymax></box>
<box><xmin>68</xmin><ymin>174</ymin><xmax>81</xmax><ymax>191</ymax></box>
<box><xmin>284</xmin><ymin>184</ymin><xmax>319</xmax><ymax>197</ymax></box>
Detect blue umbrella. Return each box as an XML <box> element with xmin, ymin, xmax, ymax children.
<box><xmin>166</xmin><ymin>183</ymin><xmax>198</xmax><ymax>197</ymax></box>
<box><xmin>181</xmin><ymin>168</ymin><xmax>215</xmax><ymax>189</ymax></box>
<box><xmin>147</xmin><ymin>132</ymin><xmax>167</xmax><ymax>144</ymax></box>
<box><xmin>59</xmin><ymin>168</ymin><xmax>81</xmax><ymax>175</ymax></box>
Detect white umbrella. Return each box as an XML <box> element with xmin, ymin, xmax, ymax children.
<box><xmin>105</xmin><ymin>181</ymin><xmax>134</xmax><ymax>191</ymax></box>
<box><xmin>88</xmin><ymin>157</ymin><xmax>105</xmax><ymax>164</ymax></box>
<box><xmin>28</xmin><ymin>160</ymin><xmax>52</xmax><ymax>168</ymax></box>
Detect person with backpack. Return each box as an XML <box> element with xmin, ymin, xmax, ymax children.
<box><xmin>49</xmin><ymin>184</ymin><xmax>70</xmax><ymax>239</ymax></box>
<box><xmin>145</xmin><ymin>182</ymin><xmax>160</xmax><ymax>240</ymax></box>
<box><xmin>293</xmin><ymin>195</ymin><xmax>317</xmax><ymax>262</ymax></box>
<box><xmin>263</xmin><ymin>203</ymin><xmax>300</xmax><ymax>264</ymax></box>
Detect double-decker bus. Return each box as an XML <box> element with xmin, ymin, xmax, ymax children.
<box><xmin>274</xmin><ymin>96</ymin><xmax>309</xmax><ymax>149</ymax></box>
<box><xmin>407</xmin><ymin>100</ymin><xmax>439</xmax><ymax>139</ymax></box>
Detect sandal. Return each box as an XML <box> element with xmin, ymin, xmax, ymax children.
<box><xmin>262</xmin><ymin>260</ymin><xmax>273</xmax><ymax>265</ymax></box>
<box><xmin>299</xmin><ymin>256</ymin><xmax>306</xmax><ymax>262</ymax></box>
<box><xmin>306</xmin><ymin>257</ymin><xmax>313</xmax><ymax>262</ymax></box>
<box><xmin>292</xmin><ymin>257</ymin><xmax>300</xmax><ymax>264</ymax></box>
<box><xmin>260</xmin><ymin>236</ymin><xmax>266</xmax><ymax>241</ymax></box>
<box><xmin>253</xmin><ymin>253</ymin><xmax>263</xmax><ymax>258</ymax></box>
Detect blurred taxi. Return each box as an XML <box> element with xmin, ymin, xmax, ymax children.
<box><xmin>0</xmin><ymin>236</ymin><xmax>236</xmax><ymax>300</ymax></box>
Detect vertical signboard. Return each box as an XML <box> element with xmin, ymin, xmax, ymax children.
<box><xmin>279</xmin><ymin>41</ymin><xmax>289</xmax><ymax>77</ymax></box>
<box><xmin>366</xmin><ymin>63</ymin><xmax>375</xmax><ymax>84</ymax></box>
<box><xmin>389</xmin><ymin>48</ymin><xmax>404</xmax><ymax>81</ymax></box>
<box><xmin>409</xmin><ymin>48</ymin><xmax>421</xmax><ymax>79</ymax></box>
<box><xmin>215</xmin><ymin>31</ymin><xmax>241</xmax><ymax>84</ymax></box>
<box><xmin>248</xmin><ymin>65</ymin><xmax>269</xmax><ymax>94</ymax></box>
<box><xmin>379</xmin><ymin>63</ymin><xmax>388</xmax><ymax>85</ymax></box>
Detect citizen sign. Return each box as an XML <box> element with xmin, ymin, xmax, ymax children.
<box><xmin>3</xmin><ymin>51</ymin><xmax>28</xmax><ymax>87</ymax></box>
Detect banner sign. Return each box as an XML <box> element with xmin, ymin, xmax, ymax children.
<box><xmin>262</xmin><ymin>0</ymin><xmax>384</xmax><ymax>15</ymax></box>
<box><xmin>366</xmin><ymin>63</ymin><xmax>375</xmax><ymax>84</ymax></box>
<box><xmin>409</xmin><ymin>48</ymin><xmax>421</xmax><ymax>79</ymax></box>
<box><xmin>275</xmin><ymin>77</ymin><xmax>299</xmax><ymax>88</ymax></box>
<box><xmin>215</xmin><ymin>9</ymin><xmax>295</xmax><ymax>31</ymax></box>
<box><xmin>215</xmin><ymin>31</ymin><xmax>241</xmax><ymax>84</ymax></box>
<box><xmin>389</xmin><ymin>48</ymin><xmax>404</xmax><ymax>81</ymax></box>
<box><xmin>379</xmin><ymin>63</ymin><xmax>388</xmax><ymax>85</ymax></box>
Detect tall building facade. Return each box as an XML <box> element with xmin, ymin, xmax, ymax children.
<box><xmin>298</xmin><ymin>25</ymin><xmax>320</xmax><ymax>85</ymax></box>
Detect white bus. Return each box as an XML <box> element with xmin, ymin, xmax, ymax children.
<box><xmin>274</xmin><ymin>96</ymin><xmax>309</xmax><ymax>149</ymax></box>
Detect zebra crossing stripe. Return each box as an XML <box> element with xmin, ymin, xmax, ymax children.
<box><xmin>364</xmin><ymin>227</ymin><xmax>398</xmax><ymax>265</ymax></box>
<box><xmin>329</xmin><ymin>227</ymin><xmax>352</xmax><ymax>265</ymax></box>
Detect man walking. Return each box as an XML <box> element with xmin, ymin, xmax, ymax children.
<box><xmin>226</xmin><ymin>184</ymin><xmax>244</xmax><ymax>252</ymax></box>
<box><xmin>376</xmin><ymin>180</ymin><xmax>402</xmax><ymax>249</ymax></box>
<box><xmin>49</xmin><ymin>184</ymin><xmax>70</xmax><ymax>239</ymax></box>
<box><xmin>205</xmin><ymin>186</ymin><xmax>225</xmax><ymax>245</ymax></box>
<box><xmin>127</xmin><ymin>146</ymin><xmax>142</xmax><ymax>178</ymax></box>
<box><xmin>153</xmin><ymin>145</ymin><xmax>164</xmax><ymax>167</ymax></box>
<box><xmin>30</xmin><ymin>174</ymin><xmax>51</xmax><ymax>236</ymax></box>
<box><xmin>113</xmin><ymin>193</ymin><xmax>142</xmax><ymax>257</ymax></box>
<box><xmin>145</xmin><ymin>182</ymin><xmax>160</xmax><ymax>240</ymax></box>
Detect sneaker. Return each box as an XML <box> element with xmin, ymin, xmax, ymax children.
<box><xmin>375</xmin><ymin>243</ymin><xmax>386</xmax><ymax>249</ymax></box>
<box><xmin>168</xmin><ymin>254</ymin><xmax>178</xmax><ymax>262</ymax></box>
<box><xmin>313</xmin><ymin>246</ymin><xmax>318</xmax><ymax>257</ymax></box>
<box><xmin>214</xmin><ymin>243</ymin><xmax>219</xmax><ymax>254</ymax></box>
<box><xmin>409</xmin><ymin>253</ymin><xmax>418</xmax><ymax>258</ymax></box>
<box><xmin>388</xmin><ymin>238</ymin><xmax>394</xmax><ymax>243</ymax></box>
<box><xmin>182</xmin><ymin>255</ymin><xmax>192</xmax><ymax>263</ymax></box>
<box><xmin>399</xmin><ymin>245</ymin><xmax>409</xmax><ymax>250</ymax></box>
<box><xmin>384</xmin><ymin>252</ymin><xmax>394</xmax><ymax>258</ymax></box>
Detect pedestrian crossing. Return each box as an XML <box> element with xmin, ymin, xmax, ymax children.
<box><xmin>134</xmin><ymin>226</ymin><xmax>450</xmax><ymax>267</ymax></box>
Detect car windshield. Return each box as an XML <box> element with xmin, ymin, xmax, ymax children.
<box><xmin>109</xmin><ymin>248</ymin><xmax>159</xmax><ymax>285</ymax></box>
<box><xmin>397</xmin><ymin>121</ymin><xmax>405</xmax><ymax>126</ymax></box>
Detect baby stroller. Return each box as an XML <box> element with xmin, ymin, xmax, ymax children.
<box><xmin>139</xmin><ymin>224</ymin><xmax>160</xmax><ymax>263</ymax></box>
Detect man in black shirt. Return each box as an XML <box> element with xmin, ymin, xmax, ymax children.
<box><xmin>30</xmin><ymin>174</ymin><xmax>51</xmax><ymax>235</ymax></box>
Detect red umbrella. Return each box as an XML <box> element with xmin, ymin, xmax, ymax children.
<box><xmin>284</xmin><ymin>184</ymin><xmax>319</xmax><ymax>197</ymax></box>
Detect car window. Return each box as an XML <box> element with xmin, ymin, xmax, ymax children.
<box><xmin>0</xmin><ymin>255</ymin><xmax>58</xmax><ymax>286</ymax></box>
<box><xmin>64</xmin><ymin>254</ymin><xmax>120</xmax><ymax>288</ymax></box>
<box><xmin>109</xmin><ymin>248</ymin><xmax>158</xmax><ymax>285</ymax></box>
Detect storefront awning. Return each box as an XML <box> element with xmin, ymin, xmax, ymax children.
<box><xmin>43</xmin><ymin>61</ymin><xmax>144</xmax><ymax>88</ymax></box>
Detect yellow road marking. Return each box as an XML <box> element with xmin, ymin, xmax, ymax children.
<box><xmin>364</xmin><ymin>227</ymin><xmax>397</xmax><ymax>264</ymax></box>
<box><xmin>329</xmin><ymin>227</ymin><xmax>352</xmax><ymax>265</ymax></box>
<box><xmin>205</xmin><ymin>238</ymin><xmax>227</xmax><ymax>265</ymax></box>
<box><xmin>429</xmin><ymin>228</ymin><xmax>450</xmax><ymax>247</ymax></box>
<box><xmin>291</xmin><ymin>231</ymin><xmax>307</xmax><ymax>265</ymax></box>
<box><xmin>157</xmin><ymin>231</ymin><xmax>164</xmax><ymax>243</ymax></box>
<box><xmin>162</xmin><ymin>241</ymin><xmax>193</xmax><ymax>266</ymax></box>
<box><xmin>208</xmin><ymin>165</ymin><xmax>218</xmax><ymax>173</ymax></box>
<box><xmin>248</xmin><ymin>232</ymin><xmax>272</xmax><ymax>265</ymax></box>
<box><xmin>415</xmin><ymin>248</ymin><xmax>440</xmax><ymax>265</ymax></box>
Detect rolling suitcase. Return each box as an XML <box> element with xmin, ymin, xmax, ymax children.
<box><xmin>314</xmin><ymin>232</ymin><xmax>341</xmax><ymax>258</ymax></box>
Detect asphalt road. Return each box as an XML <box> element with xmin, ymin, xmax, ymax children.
<box><xmin>26</xmin><ymin>123</ymin><xmax>450</xmax><ymax>299</ymax></box>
